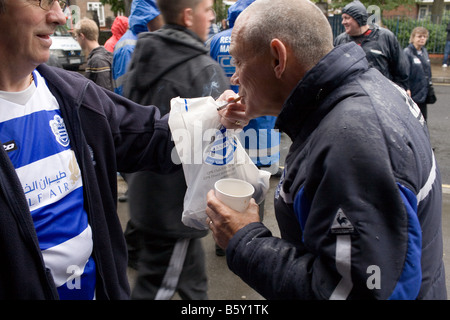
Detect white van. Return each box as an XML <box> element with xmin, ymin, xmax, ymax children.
<box><xmin>50</xmin><ymin>26</ymin><xmax>85</xmax><ymax>70</ymax></box>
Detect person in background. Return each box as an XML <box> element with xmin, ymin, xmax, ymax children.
<box><xmin>112</xmin><ymin>0</ymin><xmax>163</xmax><ymax>95</ymax></box>
<box><xmin>112</xmin><ymin>0</ymin><xmax>164</xmax><ymax>272</ymax></box>
<box><xmin>334</xmin><ymin>0</ymin><xmax>409</xmax><ymax>92</ymax></box>
<box><xmin>74</xmin><ymin>17</ymin><xmax>114</xmax><ymax>91</ymax></box>
<box><xmin>442</xmin><ymin>21</ymin><xmax>450</xmax><ymax>68</ymax></box>
<box><xmin>206</xmin><ymin>0</ymin><xmax>446</xmax><ymax>300</ymax></box>
<box><xmin>104</xmin><ymin>15</ymin><xmax>129</xmax><ymax>53</ymax></box>
<box><xmin>122</xmin><ymin>0</ymin><xmax>229</xmax><ymax>300</ymax></box>
<box><xmin>404</xmin><ymin>27</ymin><xmax>433</xmax><ymax>121</ymax></box>
<box><xmin>206</xmin><ymin>8</ymin><xmax>219</xmax><ymax>42</ymax></box>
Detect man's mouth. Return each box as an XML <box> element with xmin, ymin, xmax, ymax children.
<box><xmin>36</xmin><ymin>34</ymin><xmax>53</xmax><ymax>48</ymax></box>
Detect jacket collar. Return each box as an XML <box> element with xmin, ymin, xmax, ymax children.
<box><xmin>158</xmin><ymin>24</ymin><xmax>207</xmax><ymax>52</ymax></box>
<box><xmin>276</xmin><ymin>42</ymin><xmax>369</xmax><ymax>140</ymax></box>
<box><xmin>36</xmin><ymin>63</ymin><xmax>89</xmax><ymax>110</ymax></box>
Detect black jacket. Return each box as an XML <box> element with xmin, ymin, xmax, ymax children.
<box><xmin>226</xmin><ymin>43</ymin><xmax>446</xmax><ymax>300</ymax></box>
<box><xmin>85</xmin><ymin>46</ymin><xmax>114</xmax><ymax>92</ymax></box>
<box><xmin>404</xmin><ymin>43</ymin><xmax>432</xmax><ymax>105</ymax></box>
<box><xmin>0</xmin><ymin>64</ymin><xmax>176</xmax><ymax>299</ymax></box>
<box><xmin>334</xmin><ymin>25</ymin><xmax>409</xmax><ymax>90</ymax></box>
<box><xmin>122</xmin><ymin>24</ymin><xmax>229</xmax><ymax>238</ymax></box>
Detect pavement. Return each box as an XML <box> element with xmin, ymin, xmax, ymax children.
<box><xmin>431</xmin><ymin>61</ymin><xmax>450</xmax><ymax>197</ymax></box>
<box><xmin>432</xmin><ymin>61</ymin><xmax>450</xmax><ymax>84</ymax></box>
<box><xmin>116</xmin><ymin>62</ymin><xmax>450</xmax><ymax>300</ymax></box>
<box><xmin>431</xmin><ymin>62</ymin><xmax>450</xmax><ymax>299</ymax></box>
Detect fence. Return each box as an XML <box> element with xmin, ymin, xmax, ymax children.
<box><xmin>328</xmin><ymin>14</ymin><xmax>449</xmax><ymax>54</ymax></box>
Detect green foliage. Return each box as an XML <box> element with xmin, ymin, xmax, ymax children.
<box><xmin>100</xmin><ymin>0</ymin><xmax>124</xmax><ymax>15</ymax></box>
<box><xmin>213</xmin><ymin>0</ymin><xmax>229</xmax><ymax>23</ymax></box>
<box><xmin>98</xmin><ymin>0</ymin><xmax>229</xmax><ymax>21</ymax></box>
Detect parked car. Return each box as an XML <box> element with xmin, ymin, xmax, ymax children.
<box><xmin>50</xmin><ymin>25</ymin><xmax>85</xmax><ymax>71</ymax></box>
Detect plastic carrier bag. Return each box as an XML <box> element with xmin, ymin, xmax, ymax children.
<box><xmin>169</xmin><ymin>96</ymin><xmax>271</xmax><ymax>230</ymax></box>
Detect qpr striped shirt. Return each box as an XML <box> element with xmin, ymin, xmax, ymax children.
<box><xmin>0</xmin><ymin>70</ymin><xmax>95</xmax><ymax>300</ymax></box>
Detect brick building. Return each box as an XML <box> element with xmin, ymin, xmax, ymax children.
<box><xmin>383</xmin><ymin>0</ymin><xmax>450</xmax><ymax>19</ymax></box>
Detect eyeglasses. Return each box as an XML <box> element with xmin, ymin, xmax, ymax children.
<box><xmin>36</xmin><ymin>0</ymin><xmax>69</xmax><ymax>11</ymax></box>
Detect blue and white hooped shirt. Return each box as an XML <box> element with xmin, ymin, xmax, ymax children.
<box><xmin>0</xmin><ymin>70</ymin><xmax>96</xmax><ymax>300</ymax></box>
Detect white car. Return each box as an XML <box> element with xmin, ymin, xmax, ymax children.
<box><xmin>49</xmin><ymin>26</ymin><xmax>85</xmax><ymax>70</ymax></box>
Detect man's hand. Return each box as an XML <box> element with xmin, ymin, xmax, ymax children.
<box><xmin>217</xmin><ymin>90</ymin><xmax>250</xmax><ymax>130</ymax></box>
<box><xmin>205</xmin><ymin>189</ymin><xmax>260</xmax><ymax>249</ymax></box>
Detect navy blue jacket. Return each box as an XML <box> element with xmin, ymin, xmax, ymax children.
<box><xmin>226</xmin><ymin>43</ymin><xmax>446</xmax><ymax>300</ymax></box>
<box><xmin>404</xmin><ymin>43</ymin><xmax>432</xmax><ymax>105</ymax></box>
<box><xmin>334</xmin><ymin>25</ymin><xmax>409</xmax><ymax>91</ymax></box>
<box><xmin>0</xmin><ymin>64</ymin><xmax>176</xmax><ymax>299</ymax></box>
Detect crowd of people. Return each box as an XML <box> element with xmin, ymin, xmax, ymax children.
<box><xmin>0</xmin><ymin>0</ymin><xmax>446</xmax><ymax>300</ymax></box>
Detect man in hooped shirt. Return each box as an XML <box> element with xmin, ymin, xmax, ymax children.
<box><xmin>0</xmin><ymin>0</ymin><xmax>245</xmax><ymax>299</ymax></box>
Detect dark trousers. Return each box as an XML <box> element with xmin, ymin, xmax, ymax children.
<box><xmin>418</xmin><ymin>102</ymin><xmax>427</xmax><ymax>121</ymax></box>
<box><xmin>131</xmin><ymin>235</ymin><xmax>208</xmax><ymax>300</ymax></box>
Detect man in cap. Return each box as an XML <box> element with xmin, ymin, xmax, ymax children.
<box><xmin>334</xmin><ymin>1</ymin><xmax>409</xmax><ymax>92</ymax></box>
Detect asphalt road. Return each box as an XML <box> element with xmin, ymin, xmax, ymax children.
<box><xmin>428</xmin><ymin>84</ymin><xmax>450</xmax><ymax>185</ymax></box>
<box><xmin>117</xmin><ymin>84</ymin><xmax>450</xmax><ymax>300</ymax></box>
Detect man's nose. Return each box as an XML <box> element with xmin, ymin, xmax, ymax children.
<box><xmin>48</xmin><ymin>2</ymin><xmax>68</xmax><ymax>26</ymax></box>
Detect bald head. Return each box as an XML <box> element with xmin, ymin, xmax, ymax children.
<box><xmin>233</xmin><ymin>0</ymin><xmax>334</xmax><ymax>71</ymax></box>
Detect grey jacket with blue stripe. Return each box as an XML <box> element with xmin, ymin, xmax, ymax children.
<box><xmin>225</xmin><ymin>42</ymin><xmax>446</xmax><ymax>300</ymax></box>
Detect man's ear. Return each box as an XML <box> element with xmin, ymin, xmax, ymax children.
<box><xmin>270</xmin><ymin>39</ymin><xmax>287</xmax><ymax>79</ymax></box>
<box><xmin>182</xmin><ymin>8</ymin><xmax>194</xmax><ymax>27</ymax></box>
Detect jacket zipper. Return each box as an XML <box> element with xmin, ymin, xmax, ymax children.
<box><xmin>56</xmin><ymin>81</ymin><xmax>108</xmax><ymax>299</ymax></box>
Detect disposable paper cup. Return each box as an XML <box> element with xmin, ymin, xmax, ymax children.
<box><xmin>214</xmin><ymin>178</ymin><xmax>255</xmax><ymax>212</ymax></box>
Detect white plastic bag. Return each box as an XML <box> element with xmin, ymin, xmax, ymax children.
<box><xmin>169</xmin><ymin>96</ymin><xmax>271</xmax><ymax>230</ymax></box>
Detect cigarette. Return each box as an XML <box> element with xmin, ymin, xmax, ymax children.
<box><xmin>217</xmin><ymin>96</ymin><xmax>242</xmax><ymax>111</ymax></box>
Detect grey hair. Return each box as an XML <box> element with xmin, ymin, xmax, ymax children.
<box><xmin>236</xmin><ymin>0</ymin><xmax>334</xmax><ymax>70</ymax></box>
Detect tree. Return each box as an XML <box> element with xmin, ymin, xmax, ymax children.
<box><xmin>431</xmin><ymin>0</ymin><xmax>445</xmax><ymax>23</ymax></box>
<box><xmin>213</xmin><ymin>0</ymin><xmax>228</xmax><ymax>23</ymax></box>
<box><xmin>99</xmin><ymin>0</ymin><xmax>128</xmax><ymax>16</ymax></box>
<box><xmin>100</xmin><ymin>0</ymin><xmax>227</xmax><ymax>18</ymax></box>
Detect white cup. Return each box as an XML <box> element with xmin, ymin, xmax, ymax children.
<box><xmin>214</xmin><ymin>178</ymin><xmax>255</xmax><ymax>212</ymax></box>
